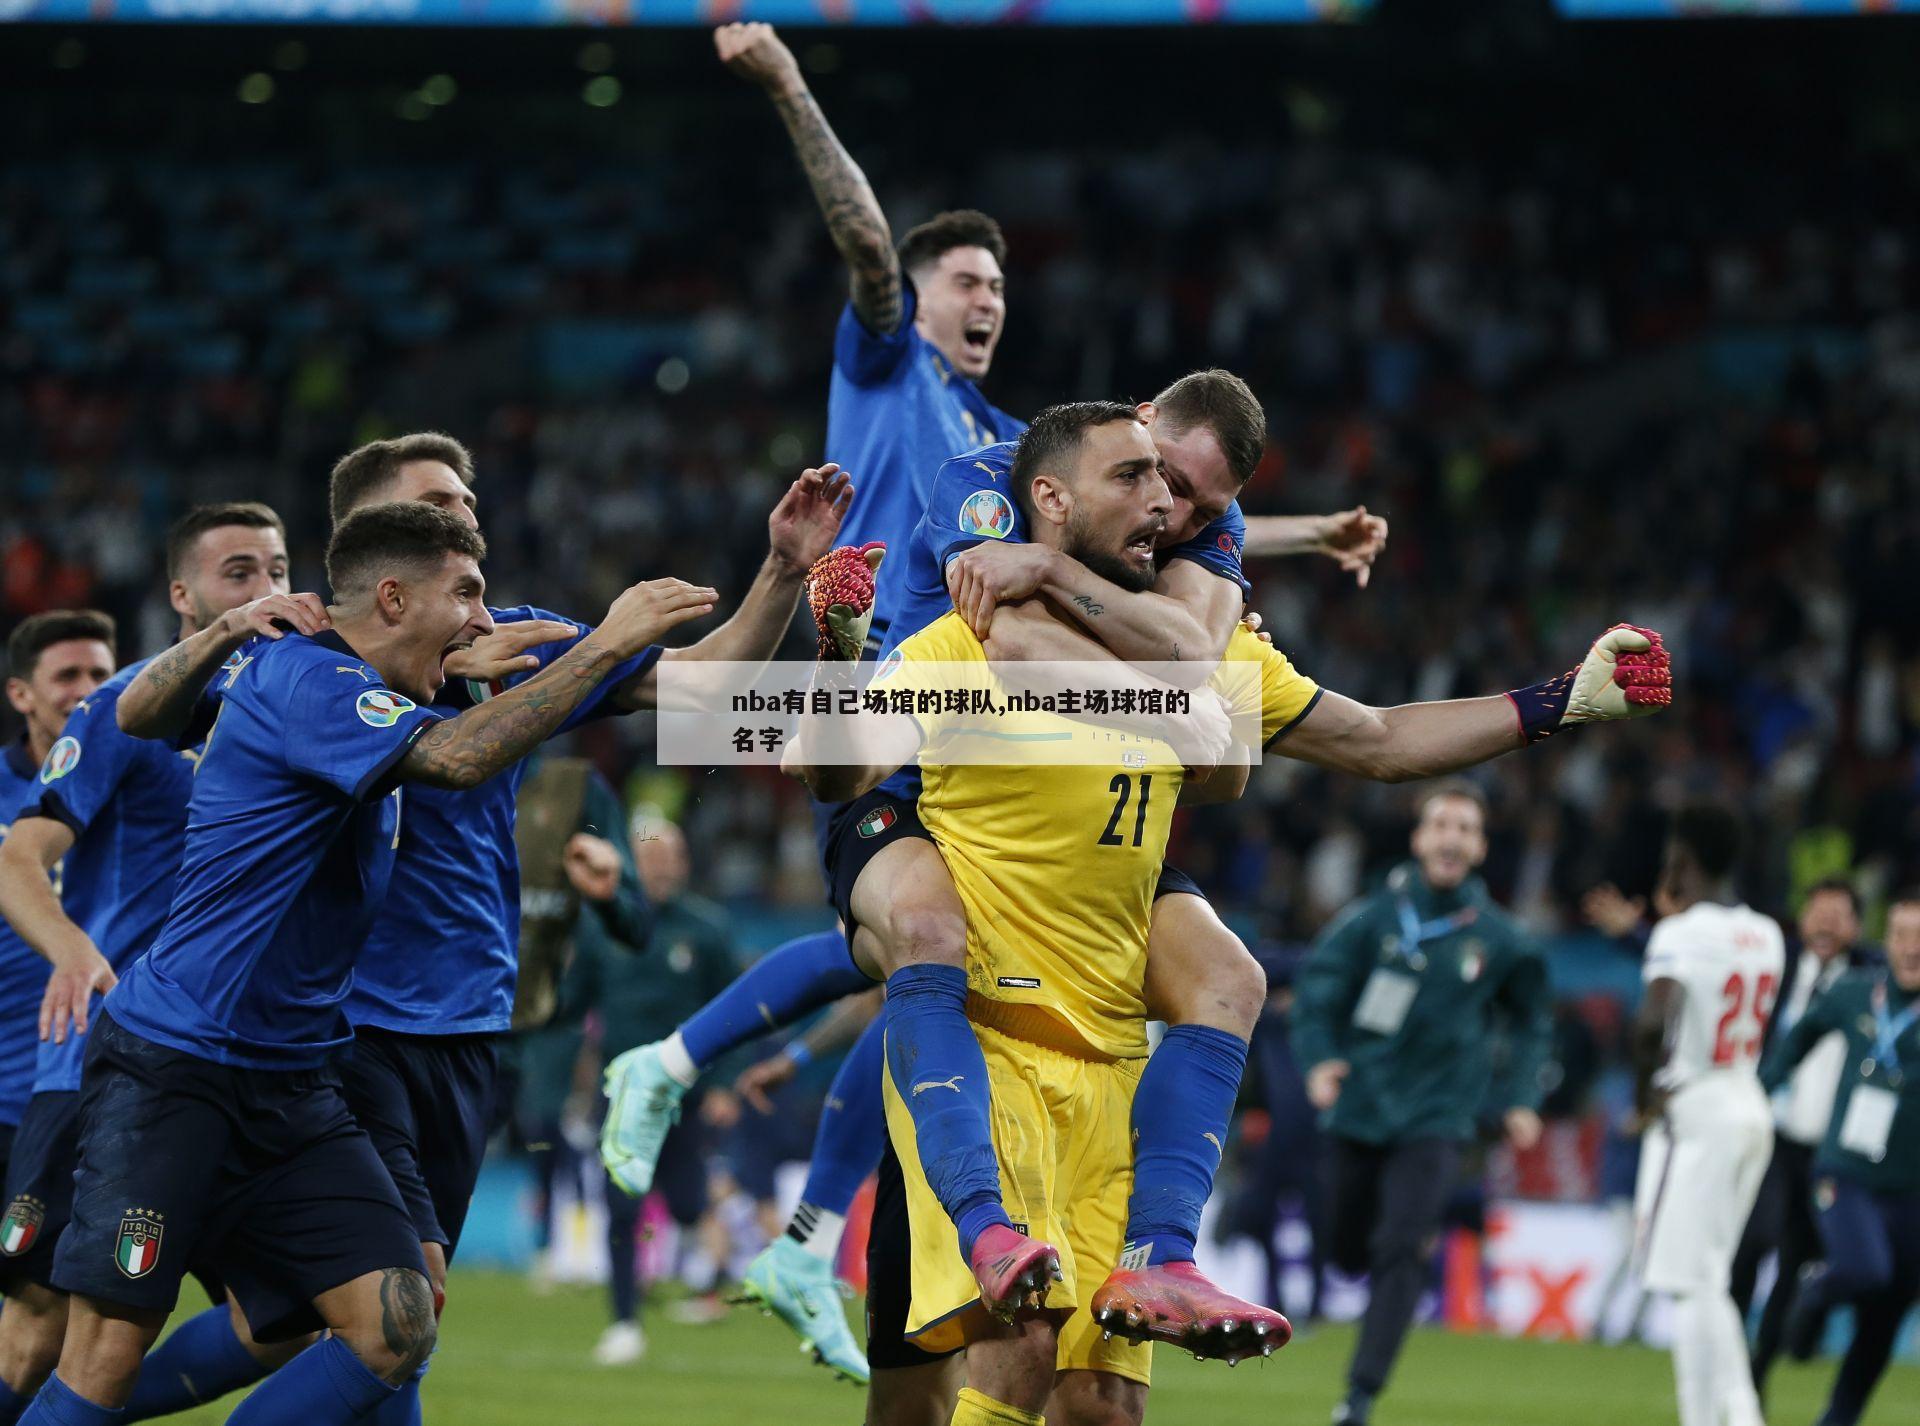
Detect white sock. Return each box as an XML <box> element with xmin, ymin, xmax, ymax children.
<box><xmin>785</xmin><ymin>1203</ymin><xmax>846</xmax><ymax>1264</ymax></box>
<box><xmin>1711</xmin><ymin>1290</ymin><xmax>1764</xmax><ymax>1426</ymax></box>
<box><xmin>1673</xmin><ymin>1288</ymin><xmax>1759</xmax><ymax>1426</ymax></box>
<box><xmin>1672</xmin><ymin>1291</ymin><xmax>1718</xmax><ymax>1426</ymax></box>
<box><xmin>658</xmin><ymin>1032</ymin><xmax>699</xmax><ymax>1088</ymax></box>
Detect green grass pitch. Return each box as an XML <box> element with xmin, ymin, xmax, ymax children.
<box><xmin>158</xmin><ymin>1269</ymin><xmax>1919</xmax><ymax>1424</ymax></box>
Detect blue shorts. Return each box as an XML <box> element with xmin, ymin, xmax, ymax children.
<box><xmin>0</xmin><ymin>1092</ymin><xmax>79</xmax><ymax>1290</ymax></box>
<box><xmin>336</xmin><ymin>1028</ymin><xmax>500</xmax><ymax>1259</ymax></box>
<box><xmin>52</xmin><ymin>1013</ymin><xmax>423</xmax><ymax>1341</ymax></box>
<box><xmin>822</xmin><ymin>787</ymin><xmax>933</xmax><ymax>937</ymax></box>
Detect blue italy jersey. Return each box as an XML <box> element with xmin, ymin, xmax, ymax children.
<box><xmin>24</xmin><ymin>659</ymin><xmax>198</xmax><ymax>1093</ymax></box>
<box><xmin>825</xmin><ymin>286</ymin><xmax>1024</xmax><ymax>643</ymax></box>
<box><xmin>345</xmin><ymin>607</ymin><xmax>661</xmax><ymax>1036</ymax></box>
<box><xmin>873</xmin><ymin>442</ymin><xmax>1251</xmax><ymax>800</ymax></box>
<box><xmin>107</xmin><ymin>630</ymin><xmax>438</xmax><ymax>1070</ymax></box>
<box><xmin>0</xmin><ymin>739</ymin><xmax>51</xmax><ymax>1124</ymax></box>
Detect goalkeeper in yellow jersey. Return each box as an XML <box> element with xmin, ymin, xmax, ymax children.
<box><xmin>788</xmin><ymin>402</ymin><xmax>1672</xmax><ymax>1426</ymax></box>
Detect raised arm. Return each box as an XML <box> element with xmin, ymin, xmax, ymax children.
<box><xmin>1760</xmin><ymin>979</ymin><xmax>1845</xmax><ymax>1093</ymax></box>
<box><xmin>1242</xmin><ymin>507</ymin><xmax>1389</xmax><ymax>587</ymax></box>
<box><xmin>616</xmin><ymin>467</ymin><xmax>852</xmax><ymax>711</ymax></box>
<box><xmin>1274</xmin><ymin>625</ymin><xmax>1673</xmax><ymax>782</ymax></box>
<box><xmin>780</xmin><ymin>667</ymin><xmax>923</xmax><ymax>805</ymax></box>
<box><xmin>401</xmin><ymin>579</ymin><xmax>716</xmax><ymax>791</ymax></box>
<box><xmin>716</xmin><ymin>23</ymin><xmax>902</xmax><ymax>336</ymax></box>
<box><xmin>118</xmin><ymin>592</ymin><xmax>332</xmax><ymax>740</ymax></box>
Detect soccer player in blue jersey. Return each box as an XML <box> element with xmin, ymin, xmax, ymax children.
<box><xmin>0</xmin><ymin>614</ymin><xmax>117</xmax><ymax>1184</ymax></box>
<box><xmin>0</xmin><ymin>506</ymin><xmax>316</xmax><ymax>1424</ymax></box>
<box><xmin>9</xmin><ymin>504</ymin><xmax>711</xmax><ymax>1426</ymax></box>
<box><xmin>110</xmin><ymin>432</ymin><xmax>849</xmax><ymax>1424</ymax></box>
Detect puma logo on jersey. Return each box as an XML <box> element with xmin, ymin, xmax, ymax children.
<box><xmin>912</xmin><ymin>1076</ymin><xmax>965</xmax><ymax>1097</ymax></box>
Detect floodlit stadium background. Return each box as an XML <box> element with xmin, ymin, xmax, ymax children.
<box><xmin>4</xmin><ymin>0</ymin><xmax>1920</xmax><ymax>1416</ymax></box>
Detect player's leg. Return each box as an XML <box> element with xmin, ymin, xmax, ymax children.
<box><xmin>598</xmin><ymin>1160</ymin><xmax>645</xmax><ymax>1364</ymax></box>
<box><xmin>0</xmin><ymin>1091</ymin><xmax>87</xmax><ymax>1422</ymax></box>
<box><xmin>602</xmin><ymin>930</ymin><xmax>868</xmax><ymax>1196</ymax></box>
<box><xmin>1815</xmin><ymin>1197</ymin><xmax>1918</xmax><ymax>1426</ymax></box>
<box><xmin>17</xmin><ymin>1017</ymin><xmax>237</xmax><ymax>1422</ymax></box>
<box><xmin>1786</xmin><ymin>1175</ymin><xmax>1893</xmax><ymax>1357</ymax></box>
<box><xmin>1754</xmin><ymin>1139</ymin><xmax>1821</xmax><ymax>1380</ymax></box>
<box><xmin>956</xmin><ymin>1316</ymin><xmax>1057</xmax><ymax>1426</ymax></box>
<box><xmin>870</xmin><ymin>1361</ymin><xmax>965</xmax><ymax>1426</ymax></box>
<box><xmin>1729</xmin><ymin>1140</ymin><xmax>1785</xmax><ymax>1316</ymax></box>
<box><xmin>841</xmin><ymin>805</ymin><xmax>1041</xmax><ymax>1298</ymax></box>
<box><xmin>0</xmin><ymin>1285</ymin><xmax>68</xmax><ymax>1420</ymax></box>
<box><xmin>16</xmin><ymin>1299</ymin><xmax>166</xmax><ymax>1423</ymax></box>
<box><xmin>1709</xmin><ymin>1119</ymin><xmax>1773</xmax><ymax>1426</ymax></box>
<box><xmin>119</xmin><ymin>1284</ymin><xmax>308</xmax><ymax>1423</ymax></box>
<box><xmin>220</xmin><ymin>1268</ymin><xmax>431</xmax><ymax>1425</ymax></box>
<box><xmin>1046</xmin><ymin>1370</ymin><xmax>1145</xmax><ymax>1426</ymax></box>
<box><xmin>213</xmin><ymin>1068</ymin><xmax>440</xmax><ymax>1425</ymax></box>
<box><xmin>786</xmin><ymin>1013</ymin><xmax>888</xmax><ymax>1266</ymax></box>
<box><xmin>865</xmin><ymin>1133</ymin><xmax>966</xmax><ymax>1425</ymax></box>
<box><xmin>1339</xmin><ymin>1137</ymin><xmax>1458</xmax><ymax>1425</ymax></box>
<box><xmin>739</xmin><ymin>1017</ymin><xmax>884</xmax><ymax>1382</ymax></box>
<box><xmin>1321</xmin><ymin>1136</ymin><xmax>1381</xmax><ymax>1279</ymax></box>
<box><xmin>1092</xmin><ymin>880</ymin><xmax>1287</xmax><ymax>1359</ymax></box>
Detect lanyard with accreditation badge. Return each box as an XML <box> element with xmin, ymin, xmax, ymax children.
<box><xmin>1863</xmin><ymin>977</ymin><xmax>1919</xmax><ymax>1088</ymax></box>
<box><xmin>1836</xmin><ymin>976</ymin><xmax>1918</xmax><ymax>1163</ymax></box>
<box><xmin>1350</xmin><ymin>894</ymin><xmax>1480</xmax><ymax>1036</ymax></box>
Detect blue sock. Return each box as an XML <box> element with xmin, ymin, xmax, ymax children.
<box><xmin>795</xmin><ymin>1013</ymin><xmax>887</xmax><ymax>1217</ymax></box>
<box><xmin>0</xmin><ymin>1375</ymin><xmax>31</xmax><ymax>1426</ymax></box>
<box><xmin>679</xmin><ymin>932</ymin><xmax>869</xmax><ymax>1069</ymax></box>
<box><xmin>1125</xmin><ymin>1025</ymin><xmax>1249</xmax><ymax>1266</ymax></box>
<box><xmin>882</xmin><ymin>965</ymin><xmax>1006</xmax><ymax>1259</ymax></box>
<box><xmin>222</xmin><ymin>1337</ymin><xmax>394</xmax><ymax>1425</ymax></box>
<box><xmin>18</xmin><ymin>1374</ymin><xmax>124</xmax><ymax>1426</ymax></box>
<box><xmin>121</xmin><ymin>1306</ymin><xmax>268</xmax><ymax>1421</ymax></box>
<box><xmin>364</xmin><ymin>1363</ymin><xmax>425</xmax><ymax>1426</ymax></box>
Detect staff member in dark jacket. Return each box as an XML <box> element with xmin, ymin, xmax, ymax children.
<box><xmin>589</xmin><ymin>813</ymin><xmax>740</xmax><ymax>1366</ymax></box>
<box><xmin>1733</xmin><ymin>876</ymin><xmax>1880</xmax><ymax>1392</ymax></box>
<box><xmin>1761</xmin><ymin>889</ymin><xmax>1920</xmax><ymax>1426</ymax></box>
<box><xmin>1294</xmin><ymin>782</ymin><xmax>1553</xmax><ymax>1426</ymax></box>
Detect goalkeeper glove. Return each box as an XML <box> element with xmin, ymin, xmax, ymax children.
<box><xmin>808</xmin><ymin>542</ymin><xmax>886</xmax><ymax>662</ymax></box>
<box><xmin>1508</xmin><ymin>624</ymin><xmax>1672</xmax><ymax>744</ymax></box>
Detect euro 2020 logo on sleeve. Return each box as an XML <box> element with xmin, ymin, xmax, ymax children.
<box><xmin>958</xmin><ymin>489</ymin><xmax>1015</xmax><ymax>540</ymax></box>
<box><xmin>38</xmin><ymin>736</ymin><xmax>80</xmax><ymax>785</ymax></box>
<box><xmin>355</xmin><ymin>689</ymin><xmax>418</xmax><ymax>729</ymax></box>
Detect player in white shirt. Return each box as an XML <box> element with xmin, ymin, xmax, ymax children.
<box><xmin>1630</xmin><ymin>804</ymin><xmax>1785</xmax><ymax>1426</ymax></box>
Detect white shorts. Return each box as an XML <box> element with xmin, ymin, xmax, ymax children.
<box><xmin>1634</xmin><ymin>1077</ymin><xmax>1773</xmax><ymax>1294</ymax></box>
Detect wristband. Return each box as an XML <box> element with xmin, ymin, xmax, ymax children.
<box><xmin>1504</xmin><ymin>669</ymin><xmax>1576</xmax><ymax>745</ymax></box>
<box><xmin>784</xmin><ymin>1042</ymin><xmax>814</xmax><ymax>1070</ymax></box>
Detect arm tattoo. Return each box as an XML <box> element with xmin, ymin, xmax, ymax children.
<box><xmin>403</xmin><ymin>640</ymin><xmax>620</xmax><ymax>790</ymax></box>
<box><xmin>770</xmin><ymin>88</ymin><xmax>902</xmax><ymax>335</ymax></box>
<box><xmin>144</xmin><ymin>644</ymin><xmax>192</xmax><ymax>694</ymax></box>
<box><xmin>1070</xmin><ymin>594</ymin><xmax>1105</xmax><ymax>619</ymax></box>
<box><xmin>377</xmin><ymin>1267</ymin><xmax>437</xmax><ymax>1383</ymax></box>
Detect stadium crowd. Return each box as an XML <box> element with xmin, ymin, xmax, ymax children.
<box><xmin>5</xmin><ymin>117</ymin><xmax>1918</xmax><ymax>935</ymax></box>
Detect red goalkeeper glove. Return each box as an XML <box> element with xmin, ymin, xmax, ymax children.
<box><xmin>808</xmin><ymin>543</ymin><xmax>886</xmax><ymax>663</ymax></box>
<box><xmin>1508</xmin><ymin>624</ymin><xmax>1672</xmax><ymax>744</ymax></box>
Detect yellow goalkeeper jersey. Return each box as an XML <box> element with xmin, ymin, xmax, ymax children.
<box><xmin>881</xmin><ymin>614</ymin><xmax>1319</xmax><ymax>1060</ymax></box>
